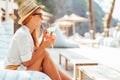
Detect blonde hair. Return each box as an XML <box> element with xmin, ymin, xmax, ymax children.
<box><xmin>22</xmin><ymin>15</ymin><xmax>32</xmax><ymax>25</ymax></box>
<box><xmin>23</xmin><ymin>11</ymin><xmax>39</xmax><ymax>49</ymax></box>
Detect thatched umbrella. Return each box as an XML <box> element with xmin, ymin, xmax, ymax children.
<box><xmin>56</xmin><ymin>15</ymin><xmax>70</xmax><ymax>21</ymax></box>
<box><xmin>69</xmin><ymin>14</ymin><xmax>88</xmax><ymax>35</ymax></box>
<box><xmin>52</xmin><ymin>21</ymin><xmax>73</xmax><ymax>36</ymax></box>
<box><xmin>52</xmin><ymin>21</ymin><xmax>72</xmax><ymax>26</ymax></box>
<box><xmin>56</xmin><ymin>14</ymin><xmax>88</xmax><ymax>36</ymax></box>
<box><xmin>69</xmin><ymin>14</ymin><xmax>88</xmax><ymax>22</ymax></box>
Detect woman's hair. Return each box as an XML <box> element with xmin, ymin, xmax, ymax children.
<box><xmin>22</xmin><ymin>15</ymin><xmax>32</xmax><ymax>25</ymax></box>
<box><xmin>22</xmin><ymin>10</ymin><xmax>39</xmax><ymax>49</ymax></box>
<box><xmin>31</xmin><ymin>29</ymin><xmax>39</xmax><ymax>49</ymax></box>
<box><xmin>22</xmin><ymin>8</ymin><xmax>40</xmax><ymax>25</ymax></box>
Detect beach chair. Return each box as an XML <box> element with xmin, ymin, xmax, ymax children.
<box><xmin>79</xmin><ymin>64</ymin><xmax>120</xmax><ymax>80</ymax></box>
<box><xmin>59</xmin><ymin>52</ymin><xmax>98</xmax><ymax>80</ymax></box>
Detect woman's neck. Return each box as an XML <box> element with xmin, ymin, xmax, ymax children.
<box><xmin>26</xmin><ymin>23</ymin><xmax>35</xmax><ymax>33</ymax></box>
<box><xmin>25</xmin><ymin>23</ymin><xmax>39</xmax><ymax>48</ymax></box>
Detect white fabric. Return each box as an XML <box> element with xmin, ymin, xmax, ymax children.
<box><xmin>0</xmin><ymin>69</ymin><xmax>51</xmax><ymax>80</ymax></box>
<box><xmin>4</xmin><ymin>26</ymin><xmax>34</xmax><ymax>70</ymax></box>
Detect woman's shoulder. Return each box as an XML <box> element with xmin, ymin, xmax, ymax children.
<box><xmin>15</xmin><ymin>26</ymin><xmax>30</xmax><ymax>37</ymax></box>
<box><xmin>13</xmin><ymin>26</ymin><xmax>31</xmax><ymax>41</ymax></box>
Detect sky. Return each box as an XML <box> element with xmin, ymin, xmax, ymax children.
<box><xmin>94</xmin><ymin>0</ymin><xmax>120</xmax><ymax>20</ymax></box>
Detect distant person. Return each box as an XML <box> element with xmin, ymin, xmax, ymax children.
<box><xmin>4</xmin><ymin>0</ymin><xmax>71</xmax><ymax>80</ymax></box>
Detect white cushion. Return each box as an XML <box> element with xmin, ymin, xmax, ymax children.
<box><xmin>0</xmin><ymin>69</ymin><xmax>51</xmax><ymax>80</ymax></box>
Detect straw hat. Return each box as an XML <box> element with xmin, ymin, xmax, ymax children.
<box><xmin>18</xmin><ymin>0</ymin><xmax>42</xmax><ymax>25</ymax></box>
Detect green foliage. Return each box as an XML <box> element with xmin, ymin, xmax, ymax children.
<box><xmin>37</xmin><ymin>0</ymin><xmax>55</xmax><ymax>14</ymax></box>
<box><xmin>36</xmin><ymin>1</ymin><xmax>42</xmax><ymax>6</ymax></box>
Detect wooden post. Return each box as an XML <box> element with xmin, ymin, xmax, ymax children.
<box><xmin>65</xmin><ymin>59</ymin><xmax>68</xmax><ymax>70</ymax></box>
<box><xmin>59</xmin><ymin>54</ymin><xmax>61</xmax><ymax>64</ymax></box>
<box><xmin>106</xmin><ymin>0</ymin><xmax>116</xmax><ymax>37</ymax></box>
<box><xmin>88</xmin><ymin>0</ymin><xmax>96</xmax><ymax>39</ymax></box>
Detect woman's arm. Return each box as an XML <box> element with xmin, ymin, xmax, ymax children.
<box><xmin>22</xmin><ymin>29</ymin><xmax>56</xmax><ymax>67</ymax></box>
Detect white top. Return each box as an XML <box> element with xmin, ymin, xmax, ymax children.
<box><xmin>4</xmin><ymin>26</ymin><xmax>34</xmax><ymax>70</ymax></box>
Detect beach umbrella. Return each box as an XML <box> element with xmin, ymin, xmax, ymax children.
<box><xmin>52</xmin><ymin>21</ymin><xmax>73</xmax><ymax>36</ymax></box>
<box><xmin>56</xmin><ymin>15</ymin><xmax>70</xmax><ymax>21</ymax></box>
<box><xmin>56</xmin><ymin>14</ymin><xmax>88</xmax><ymax>22</ymax></box>
<box><xmin>68</xmin><ymin>14</ymin><xmax>88</xmax><ymax>36</ymax></box>
<box><xmin>56</xmin><ymin>14</ymin><xmax>88</xmax><ymax>36</ymax></box>
<box><xmin>69</xmin><ymin>14</ymin><xmax>88</xmax><ymax>22</ymax></box>
<box><xmin>55</xmin><ymin>15</ymin><xmax>72</xmax><ymax>35</ymax></box>
<box><xmin>52</xmin><ymin>21</ymin><xmax>72</xmax><ymax>26</ymax></box>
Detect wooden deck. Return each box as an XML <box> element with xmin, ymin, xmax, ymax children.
<box><xmin>79</xmin><ymin>65</ymin><xmax>120</xmax><ymax>80</ymax></box>
<box><xmin>59</xmin><ymin>52</ymin><xmax>98</xmax><ymax>80</ymax></box>
<box><xmin>46</xmin><ymin>46</ymin><xmax>120</xmax><ymax>80</ymax></box>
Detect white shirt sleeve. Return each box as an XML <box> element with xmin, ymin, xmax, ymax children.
<box><xmin>18</xmin><ymin>33</ymin><xmax>34</xmax><ymax>62</ymax></box>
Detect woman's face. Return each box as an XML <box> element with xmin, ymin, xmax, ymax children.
<box><xmin>32</xmin><ymin>8</ymin><xmax>43</xmax><ymax>29</ymax></box>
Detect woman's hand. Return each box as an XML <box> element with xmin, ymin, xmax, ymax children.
<box><xmin>40</xmin><ymin>29</ymin><xmax>56</xmax><ymax>48</ymax></box>
<box><xmin>44</xmin><ymin>34</ymin><xmax>56</xmax><ymax>48</ymax></box>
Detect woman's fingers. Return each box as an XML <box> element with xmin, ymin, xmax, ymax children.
<box><xmin>40</xmin><ymin>29</ymin><xmax>56</xmax><ymax>48</ymax></box>
<box><xmin>46</xmin><ymin>36</ymin><xmax>56</xmax><ymax>46</ymax></box>
<box><xmin>43</xmin><ymin>28</ymin><xmax>48</xmax><ymax>37</ymax></box>
<box><xmin>42</xmin><ymin>35</ymin><xmax>56</xmax><ymax>48</ymax></box>
<box><xmin>40</xmin><ymin>28</ymin><xmax>48</xmax><ymax>46</ymax></box>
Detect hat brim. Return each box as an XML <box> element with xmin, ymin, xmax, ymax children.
<box><xmin>18</xmin><ymin>6</ymin><xmax>40</xmax><ymax>25</ymax></box>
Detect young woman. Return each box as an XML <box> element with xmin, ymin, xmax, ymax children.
<box><xmin>4</xmin><ymin>1</ymin><xmax>71</xmax><ymax>80</ymax></box>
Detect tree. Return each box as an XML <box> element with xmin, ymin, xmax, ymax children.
<box><xmin>88</xmin><ymin>0</ymin><xmax>96</xmax><ymax>39</ymax></box>
<box><xmin>105</xmin><ymin>0</ymin><xmax>116</xmax><ymax>37</ymax></box>
<box><xmin>37</xmin><ymin>0</ymin><xmax>55</xmax><ymax>13</ymax></box>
